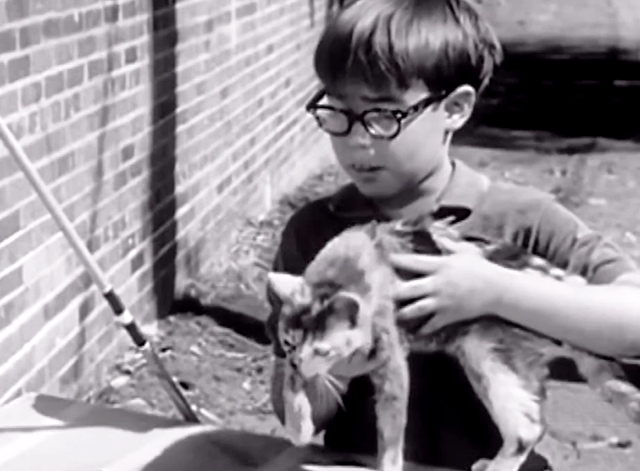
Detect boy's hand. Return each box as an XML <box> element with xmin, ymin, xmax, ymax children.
<box><xmin>389</xmin><ymin>250</ymin><xmax>505</xmax><ymax>335</ymax></box>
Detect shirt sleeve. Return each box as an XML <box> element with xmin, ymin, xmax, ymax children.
<box><xmin>516</xmin><ymin>197</ymin><xmax>637</xmax><ymax>284</ymax></box>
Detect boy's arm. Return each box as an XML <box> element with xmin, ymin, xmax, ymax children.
<box><xmin>492</xmin><ymin>198</ymin><xmax>640</xmax><ymax>358</ymax></box>
<box><xmin>394</xmin><ymin>196</ymin><xmax>640</xmax><ymax>359</ymax></box>
<box><xmin>491</xmin><ymin>263</ymin><xmax>640</xmax><ymax>358</ymax></box>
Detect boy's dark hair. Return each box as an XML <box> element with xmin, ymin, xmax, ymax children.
<box><xmin>314</xmin><ymin>0</ymin><xmax>503</xmax><ymax>95</ymax></box>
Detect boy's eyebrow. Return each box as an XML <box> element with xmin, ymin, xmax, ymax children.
<box><xmin>360</xmin><ymin>92</ymin><xmax>402</xmax><ymax>104</ymax></box>
<box><xmin>326</xmin><ymin>90</ymin><xmax>402</xmax><ymax>105</ymax></box>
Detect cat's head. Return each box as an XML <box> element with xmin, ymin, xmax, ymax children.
<box><xmin>267</xmin><ymin>271</ymin><xmax>373</xmax><ymax>379</ymax></box>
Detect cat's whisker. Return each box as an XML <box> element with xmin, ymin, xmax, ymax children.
<box><xmin>324</xmin><ymin>372</ymin><xmax>347</xmax><ymax>393</ymax></box>
<box><xmin>321</xmin><ymin>374</ymin><xmax>346</xmax><ymax>410</ymax></box>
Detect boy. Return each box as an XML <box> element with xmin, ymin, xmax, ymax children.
<box><xmin>265</xmin><ymin>1</ymin><xmax>640</xmax><ymax>470</ymax></box>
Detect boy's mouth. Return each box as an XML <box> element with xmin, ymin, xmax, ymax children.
<box><xmin>351</xmin><ymin>164</ymin><xmax>384</xmax><ymax>174</ymax></box>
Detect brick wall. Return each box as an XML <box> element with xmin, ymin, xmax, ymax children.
<box><xmin>0</xmin><ymin>0</ymin><xmax>330</xmax><ymax>404</ymax></box>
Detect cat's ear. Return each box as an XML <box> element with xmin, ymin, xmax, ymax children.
<box><xmin>266</xmin><ymin>272</ymin><xmax>307</xmax><ymax>304</ymax></box>
<box><xmin>330</xmin><ymin>292</ymin><xmax>361</xmax><ymax>327</ymax></box>
<box><xmin>397</xmin><ymin>214</ymin><xmax>432</xmax><ymax>232</ymax></box>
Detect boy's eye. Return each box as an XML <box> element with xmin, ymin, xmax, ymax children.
<box><xmin>364</xmin><ymin>110</ymin><xmax>401</xmax><ymax>134</ymax></box>
<box><xmin>324</xmin><ymin>95</ymin><xmax>346</xmax><ymax>108</ymax></box>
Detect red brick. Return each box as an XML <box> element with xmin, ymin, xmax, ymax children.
<box><xmin>53</xmin><ymin>42</ymin><xmax>75</xmax><ymax>66</ymax></box>
<box><xmin>42</xmin><ymin>17</ymin><xmax>62</xmax><ymax>39</ymax></box>
<box><xmin>122</xmin><ymin>1</ymin><xmax>137</xmax><ymax>19</ymax></box>
<box><xmin>112</xmin><ymin>169</ymin><xmax>128</xmax><ymax>191</ymax></box>
<box><xmin>30</xmin><ymin>0</ymin><xmax>51</xmax><ymax>16</ymax></box>
<box><xmin>62</xmin><ymin>13</ymin><xmax>83</xmax><ymax>34</ymax></box>
<box><xmin>88</xmin><ymin>57</ymin><xmax>106</xmax><ymax>79</ymax></box>
<box><xmin>0</xmin><ymin>29</ymin><xmax>17</xmax><ymax>54</ymax></box>
<box><xmin>31</xmin><ymin>48</ymin><xmax>54</xmax><ymax>74</ymax></box>
<box><xmin>236</xmin><ymin>2</ymin><xmax>258</xmax><ymax>19</ymax></box>
<box><xmin>0</xmin><ymin>89</ymin><xmax>18</xmax><ymax>115</ymax></box>
<box><xmin>130</xmin><ymin>250</ymin><xmax>145</xmax><ymax>274</ymax></box>
<box><xmin>83</xmin><ymin>9</ymin><xmax>102</xmax><ymax>30</ymax></box>
<box><xmin>40</xmin><ymin>274</ymin><xmax>87</xmax><ymax>325</ymax></box>
<box><xmin>48</xmin><ymin>100</ymin><xmax>63</xmax><ymax>125</ymax></box>
<box><xmin>124</xmin><ymin>45</ymin><xmax>138</xmax><ymax>64</ymax></box>
<box><xmin>121</xmin><ymin>143</ymin><xmax>135</xmax><ymax>162</ymax></box>
<box><xmin>104</xmin><ymin>4</ymin><xmax>119</xmax><ymax>23</ymax></box>
<box><xmin>19</xmin><ymin>24</ymin><xmax>42</xmax><ymax>49</ymax></box>
<box><xmin>66</xmin><ymin>64</ymin><xmax>84</xmax><ymax>89</ymax></box>
<box><xmin>0</xmin><ymin>289</ymin><xmax>27</xmax><ymax>342</ymax></box>
<box><xmin>21</xmin><ymin>81</ymin><xmax>43</xmax><ymax>107</ymax></box>
<box><xmin>5</xmin><ymin>0</ymin><xmax>29</xmax><ymax>22</ymax></box>
<box><xmin>7</xmin><ymin>55</ymin><xmax>30</xmax><ymax>83</ymax></box>
<box><xmin>44</xmin><ymin>71</ymin><xmax>64</xmax><ymax>98</ymax></box>
<box><xmin>22</xmin><ymin>365</ymin><xmax>48</xmax><ymax>395</ymax></box>
<box><xmin>56</xmin><ymin>151</ymin><xmax>76</xmax><ymax>178</ymax></box>
<box><xmin>27</xmin><ymin>111</ymin><xmax>39</xmax><ymax>134</ymax></box>
<box><xmin>78</xmin><ymin>35</ymin><xmax>98</xmax><ymax>58</ymax></box>
<box><xmin>106</xmin><ymin>50</ymin><xmax>123</xmax><ymax>72</ymax></box>
<box><xmin>0</xmin><ymin>266</ymin><xmax>23</xmax><ymax>300</ymax></box>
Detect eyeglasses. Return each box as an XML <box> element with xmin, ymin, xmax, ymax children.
<box><xmin>305</xmin><ymin>89</ymin><xmax>447</xmax><ymax>140</ymax></box>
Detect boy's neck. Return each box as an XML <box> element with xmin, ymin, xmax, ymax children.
<box><xmin>373</xmin><ymin>160</ymin><xmax>454</xmax><ymax>221</ymax></box>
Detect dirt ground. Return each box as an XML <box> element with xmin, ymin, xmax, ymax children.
<box><xmin>90</xmin><ymin>135</ymin><xmax>640</xmax><ymax>471</ymax></box>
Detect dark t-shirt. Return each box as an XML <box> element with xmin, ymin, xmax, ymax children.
<box><xmin>265</xmin><ymin>160</ymin><xmax>636</xmax><ymax>471</ymax></box>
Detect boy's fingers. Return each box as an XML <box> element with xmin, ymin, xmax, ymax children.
<box><xmin>397</xmin><ymin>296</ymin><xmax>438</xmax><ymax>322</ymax></box>
<box><xmin>388</xmin><ymin>253</ymin><xmax>444</xmax><ymax>274</ymax></box>
<box><xmin>415</xmin><ymin>315</ymin><xmax>449</xmax><ymax>337</ymax></box>
<box><xmin>394</xmin><ymin>277</ymin><xmax>437</xmax><ymax>301</ymax></box>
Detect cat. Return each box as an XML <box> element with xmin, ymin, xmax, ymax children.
<box><xmin>267</xmin><ymin>216</ymin><xmax>640</xmax><ymax>471</ymax></box>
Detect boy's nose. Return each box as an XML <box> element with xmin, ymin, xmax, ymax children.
<box><xmin>347</xmin><ymin>121</ymin><xmax>373</xmax><ymax>146</ymax></box>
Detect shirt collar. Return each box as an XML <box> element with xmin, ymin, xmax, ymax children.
<box><xmin>327</xmin><ymin>159</ymin><xmax>490</xmax><ymax>222</ymax></box>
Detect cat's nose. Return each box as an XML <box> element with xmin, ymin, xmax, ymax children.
<box><xmin>313</xmin><ymin>346</ymin><xmax>331</xmax><ymax>357</ymax></box>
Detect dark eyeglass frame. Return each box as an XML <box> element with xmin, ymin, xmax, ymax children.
<box><xmin>304</xmin><ymin>89</ymin><xmax>448</xmax><ymax>140</ymax></box>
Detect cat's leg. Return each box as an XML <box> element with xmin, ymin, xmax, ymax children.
<box><xmin>456</xmin><ymin>339</ymin><xmax>546</xmax><ymax>471</ymax></box>
<box><xmin>283</xmin><ymin>362</ymin><xmax>315</xmax><ymax>446</ymax></box>
<box><xmin>369</xmin><ymin>355</ymin><xmax>410</xmax><ymax>471</ymax></box>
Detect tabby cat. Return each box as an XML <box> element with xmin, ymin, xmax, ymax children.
<box><xmin>267</xmin><ymin>217</ymin><xmax>640</xmax><ymax>471</ymax></box>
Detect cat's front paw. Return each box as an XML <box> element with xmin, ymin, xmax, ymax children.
<box><xmin>377</xmin><ymin>448</ymin><xmax>404</xmax><ymax>471</ymax></box>
<box><xmin>470</xmin><ymin>458</ymin><xmax>491</xmax><ymax>471</ymax></box>
<box><xmin>284</xmin><ymin>389</ymin><xmax>315</xmax><ymax>446</ymax></box>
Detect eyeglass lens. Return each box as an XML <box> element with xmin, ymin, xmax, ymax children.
<box><xmin>313</xmin><ymin>108</ymin><xmax>401</xmax><ymax>137</ymax></box>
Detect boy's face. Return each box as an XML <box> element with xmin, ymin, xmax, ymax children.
<box><xmin>325</xmin><ymin>82</ymin><xmax>459</xmax><ymax>200</ymax></box>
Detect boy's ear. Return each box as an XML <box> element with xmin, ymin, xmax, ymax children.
<box><xmin>443</xmin><ymin>84</ymin><xmax>476</xmax><ymax>132</ymax></box>
<box><xmin>266</xmin><ymin>272</ymin><xmax>307</xmax><ymax>303</ymax></box>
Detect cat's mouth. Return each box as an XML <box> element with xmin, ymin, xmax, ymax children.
<box><xmin>299</xmin><ymin>361</ymin><xmax>334</xmax><ymax>379</ymax></box>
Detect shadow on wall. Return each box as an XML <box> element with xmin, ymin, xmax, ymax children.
<box><xmin>456</xmin><ymin>40</ymin><xmax>640</xmax><ymax>150</ymax></box>
<box><xmin>148</xmin><ymin>0</ymin><xmax>178</xmax><ymax>319</ymax></box>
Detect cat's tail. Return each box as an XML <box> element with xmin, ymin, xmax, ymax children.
<box><xmin>566</xmin><ymin>347</ymin><xmax>640</xmax><ymax>424</ymax></box>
